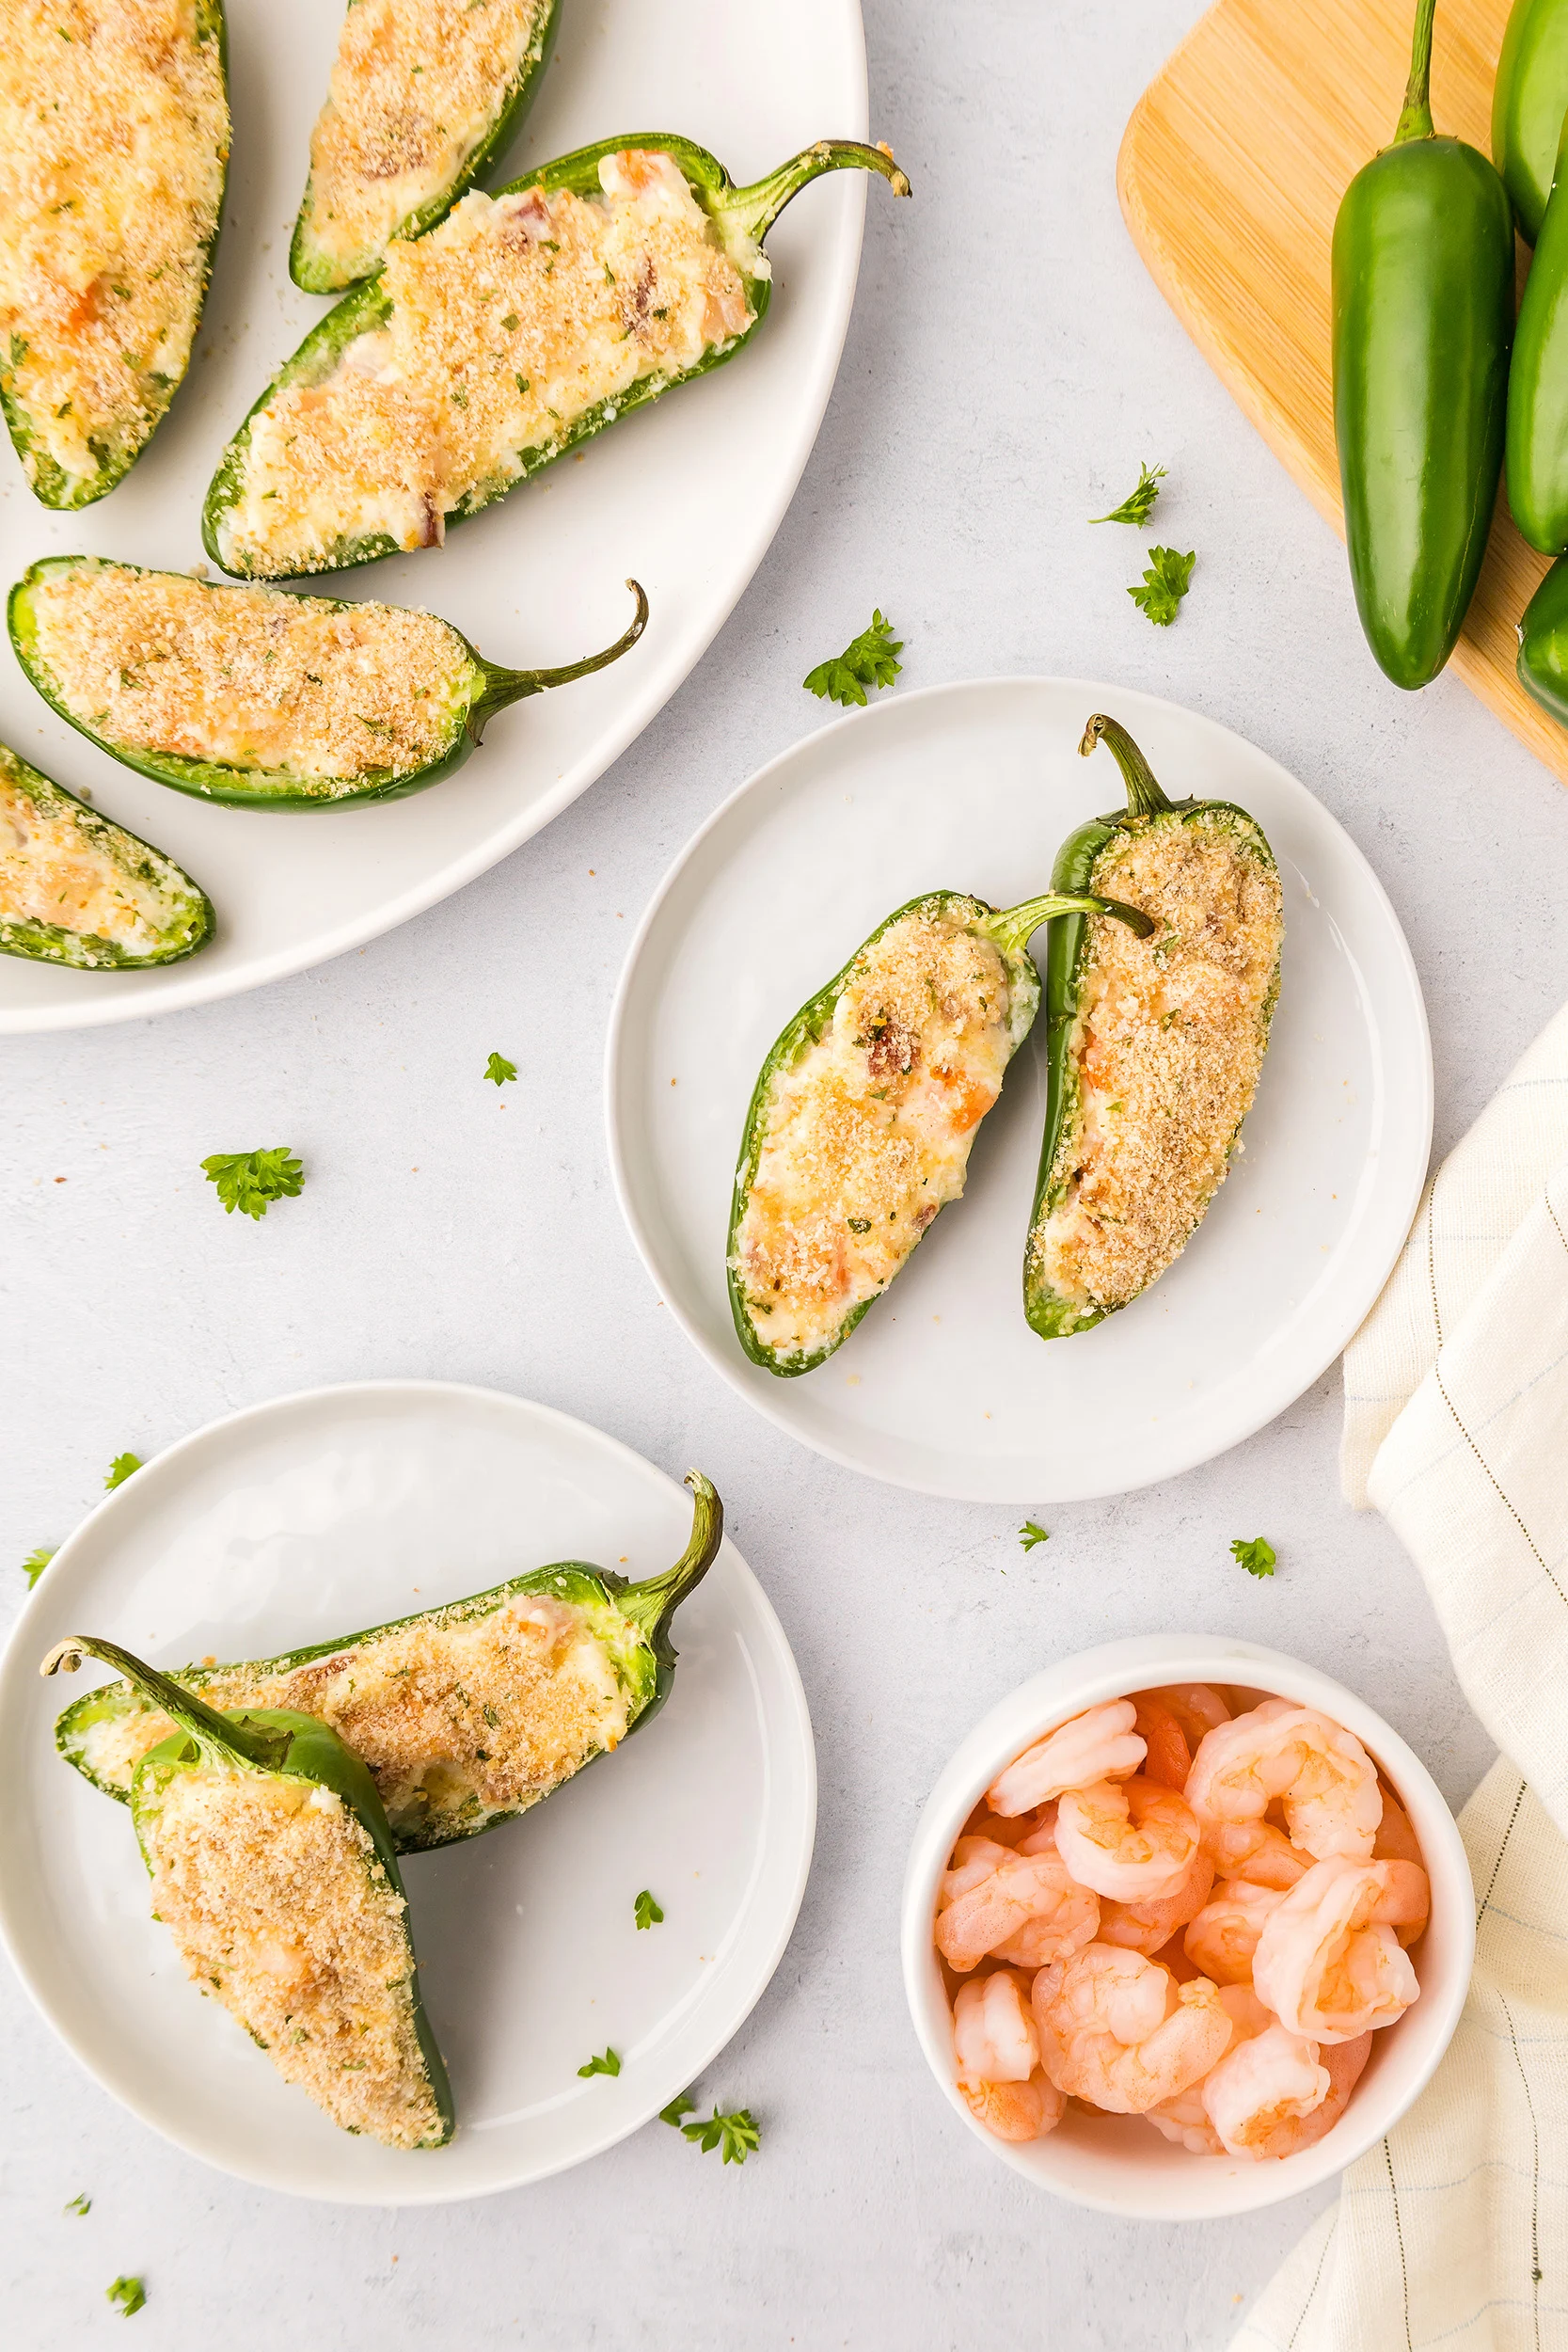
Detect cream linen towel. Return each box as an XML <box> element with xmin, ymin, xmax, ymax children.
<box><xmin>1234</xmin><ymin>1009</ymin><xmax>1568</xmax><ymax>2351</ymax></box>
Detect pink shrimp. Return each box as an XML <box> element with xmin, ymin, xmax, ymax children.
<box><xmin>1099</xmin><ymin>1846</ymin><xmax>1215</xmax><ymax>1957</ymax></box>
<box><xmin>952</xmin><ymin>1969</ymin><xmax>1067</xmax><ymax>2142</ymax></box>
<box><xmin>988</xmin><ymin>1820</ymin><xmax>1101</xmax><ymax>1964</ymax></box>
<box><xmin>1144</xmin><ymin>1985</ymin><xmax>1272</xmax><ymax>2153</ymax></box>
<box><xmin>1252</xmin><ymin>1858</ymin><xmax>1427</xmax><ymax>2041</ymax></box>
<box><xmin>1182</xmin><ymin>1878</ymin><xmax>1287</xmax><ymax>1984</ymax></box>
<box><xmin>1139</xmin><ymin>1683</ymin><xmax>1232</xmax><ymax>1746</ymax></box>
<box><xmin>1130</xmin><ymin>1698</ymin><xmax>1193</xmax><ymax>1791</ymax></box>
<box><xmin>1185</xmin><ymin>1705</ymin><xmax>1383</xmax><ymax>1870</ymax></box>
<box><xmin>986</xmin><ymin>1701</ymin><xmax>1146</xmax><ymax>1817</ymax></box>
<box><xmin>1055</xmin><ymin>1776</ymin><xmax>1201</xmax><ymax>1901</ymax></box>
<box><xmin>1201</xmin><ymin>2024</ymin><xmax>1331</xmax><ymax>2157</ymax></box>
<box><xmin>1031</xmin><ymin>1946</ymin><xmax>1231</xmax><ymax>2115</ymax></box>
<box><xmin>935</xmin><ymin>1836</ymin><xmax>1097</xmax><ymax>1972</ymax></box>
<box><xmin>1252</xmin><ymin>2032</ymin><xmax>1374</xmax><ymax>2158</ymax></box>
<box><xmin>1373</xmin><ymin>1787</ymin><xmax>1425</xmax><ymax>1870</ymax></box>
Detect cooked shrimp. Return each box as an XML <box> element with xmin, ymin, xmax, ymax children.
<box><xmin>1252</xmin><ymin>2032</ymin><xmax>1373</xmax><ymax>2158</ymax></box>
<box><xmin>1131</xmin><ymin>1697</ymin><xmax>1193</xmax><ymax>1791</ymax></box>
<box><xmin>1141</xmin><ymin>1683</ymin><xmax>1231</xmax><ymax>1745</ymax></box>
<box><xmin>1373</xmin><ymin>1787</ymin><xmax>1424</xmax><ymax>1869</ymax></box>
<box><xmin>986</xmin><ymin>1701</ymin><xmax>1146</xmax><ymax>1816</ymax></box>
<box><xmin>1056</xmin><ymin>1776</ymin><xmax>1201</xmax><ymax>1900</ymax></box>
<box><xmin>989</xmin><ymin>1836</ymin><xmax>1101</xmax><ymax>1966</ymax></box>
<box><xmin>1185</xmin><ymin>1705</ymin><xmax>1382</xmax><ymax>1868</ymax></box>
<box><xmin>960</xmin><ymin>1806</ymin><xmax>1037</xmax><ymax>1851</ymax></box>
<box><xmin>1252</xmin><ymin>1857</ymin><xmax>1426</xmax><ymax>2041</ymax></box>
<box><xmin>1144</xmin><ymin>1984</ymin><xmax>1271</xmax><ymax>2153</ymax></box>
<box><xmin>936</xmin><ymin>1837</ymin><xmax>1097</xmax><ymax>1972</ymax></box>
<box><xmin>953</xmin><ymin>1967</ymin><xmax>1038</xmax><ymax>2083</ymax></box>
<box><xmin>1099</xmin><ymin>1847</ymin><xmax>1214</xmax><ymax>1956</ymax></box>
<box><xmin>1202</xmin><ymin>2024</ymin><xmax>1330</xmax><ymax>2157</ymax></box>
<box><xmin>961</xmin><ymin>2070</ymin><xmax>1068</xmax><ymax>2142</ymax></box>
<box><xmin>1031</xmin><ymin>1946</ymin><xmax>1230</xmax><ymax>2114</ymax></box>
<box><xmin>1182</xmin><ymin>1878</ymin><xmax>1286</xmax><ymax>1984</ymax></box>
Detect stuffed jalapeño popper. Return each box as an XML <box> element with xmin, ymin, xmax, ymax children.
<box><xmin>728</xmin><ymin>887</ymin><xmax>1155</xmax><ymax>1375</ymax></box>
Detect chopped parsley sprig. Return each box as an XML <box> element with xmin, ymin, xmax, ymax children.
<box><xmin>1018</xmin><ymin>1520</ymin><xmax>1051</xmax><ymax>1552</ymax></box>
<box><xmin>106</xmin><ymin>2277</ymin><xmax>146</xmax><ymax>2316</ymax></box>
<box><xmin>483</xmin><ymin>1051</ymin><xmax>517</xmax><ymax>1086</ymax></box>
<box><xmin>660</xmin><ymin>2091</ymin><xmax>759</xmax><ymax>2164</ymax></box>
<box><xmin>64</xmin><ymin>2192</ymin><xmax>90</xmax><ymax>2217</ymax></box>
<box><xmin>104</xmin><ymin>1453</ymin><xmax>142</xmax><ymax>1491</ymax></box>
<box><xmin>803</xmin><ymin>610</ymin><xmax>903</xmax><ymax>707</ymax></box>
<box><xmin>1128</xmin><ymin>547</ymin><xmax>1195</xmax><ymax>627</ymax></box>
<box><xmin>22</xmin><ymin>1544</ymin><xmax>55</xmax><ymax>1590</ymax></box>
<box><xmin>634</xmin><ymin>1890</ymin><xmax>664</xmax><ymax>1930</ymax></box>
<box><xmin>578</xmin><ymin>2047</ymin><xmax>621</xmax><ymax>2078</ymax></box>
<box><xmin>1231</xmin><ymin>1535</ymin><xmax>1277</xmax><ymax>1579</ymax></box>
<box><xmin>1091</xmin><ymin>461</ymin><xmax>1166</xmax><ymax>527</ymax></box>
<box><xmin>201</xmin><ymin>1147</ymin><xmax>304</xmax><ymax>1219</ymax></box>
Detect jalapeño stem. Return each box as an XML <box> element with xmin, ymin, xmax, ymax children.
<box><xmin>40</xmin><ymin>1636</ymin><xmax>284</xmax><ymax>1772</ymax></box>
<box><xmin>1079</xmin><ymin>712</ymin><xmax>1177</xmax><ymax>817</ymax></box>
<box><xmin>986</xmin><ymin>890</ymin><xmax>1155</xmax><ymax>961</ymax></box>
<box><xmin>468</xmin><ymin>579</ymin><xmax>649</xmax><ymax>738</ymax></box>
<box><xmin>712</xmin><ymin>140</ymin><xmax>911</xmax><ymax>246</ymax></box>
<box><xmin>613</xmin><ymin>1472</ymin><xmax>723</xmax><ymax>1661</ymax></box>
<box><xmin>1393</xmin><ymin>0</ymin><xmax>1437</xmax><ymax>146</ymax></box>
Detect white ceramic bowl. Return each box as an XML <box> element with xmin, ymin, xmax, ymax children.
<box><xmin>900</xmin><ymin>1636</ymin><xmax>1475</xmax><ymax>2219</ymax></box>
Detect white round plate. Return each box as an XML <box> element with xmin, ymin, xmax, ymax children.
<box><xmin>0</xmin><ymin>1383</ymin><xmax>816</xmax><ymax>2203</ymax></box>
<box><xmin>606</xmin><ymin>679</ymin><xmax>1433</xmax><ymax>1502</ymax></box>
<box><xmin>0</xmin><ymin>0</ymin><xmax>872</xmax><ymax>1032</ymax></box>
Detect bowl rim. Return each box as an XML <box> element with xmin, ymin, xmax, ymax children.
<box><xmin>899</xmin><ymin>1633</ymin><xmax>1476</xmax><ymax>2220</ymax></box>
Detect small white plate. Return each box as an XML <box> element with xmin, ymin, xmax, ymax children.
<box><xmin>606</xmin><ymin>680</ymin><xmax>1433</xmax><ymax>1502</ymax></box>
<box><xmin>0</xmin><ymin>1382</ymin><xmax>816</xmax><ymax>2204</ymax></box>
<box><xmin>0</xmin><ymin>0</ymin><xmax>872</xmax><ymax>1032</ymax></box>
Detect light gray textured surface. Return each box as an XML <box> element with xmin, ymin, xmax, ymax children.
<box><xmin>2</xmin><ymin>1</ymin><xmax>1563</xmax><ymax>2343</ymax></box>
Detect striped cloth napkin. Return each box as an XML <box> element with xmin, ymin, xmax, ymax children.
<box><xmin>1234</xmin><ymin>1006</ymin><xmax>1568</xmax><ymax>2351</ymax></box>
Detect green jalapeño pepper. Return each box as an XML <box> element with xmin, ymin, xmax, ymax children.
<box><xmin>1513</xmin><ymin>549</ymin><xmax>1568</xmax><ymax>719</ymax></box>
<box><xmin>1493</xmin><ymin>0</ymin><xmax>1568</xmax><ymax>241</ymax></box>
<box><xmin>9</xmin><ymin>556</ymin><xmax>646</xmax><ymax>809</ymax></box>
<box><xmin>1332</xmin><ymin>0</ymin><xmax>1514</xmax><ymax>686</ymax></box>
<box><xmin>1507</xmin><ymin>112</ymin><xmax>1568</xmax><ymax>548</ymax></box>
<box><xmin>0</xmin><ymin>739</ymin><xmax>213</xmax><ymax>969</ymax></box>
<box><xmin>0</xmin><ymin>1</ymin><xmax>230</xmax><ymax>508</ymax></box>
<box><xmin>728</xmin><ymin>888</ymin><xmax>1154</xmax><ymax>1376</ymax></box>
<box><xmin>292</xmin><ymin>0</ymin><xmax>561</xmax><ymax>292</ymax></box>
<box><xmin>1022</xmin><ymin>717</ymin><xmax>1283</xmax><ymax>1342</ymax></box>
<box><xmin>55</xmin><ymin>1470</ymin><xmax>722</xmax><ymax>1851</ymax></box>
<box><xmin>205</xmin><ymin>133</ymin><xmax>911</xmax><ymax>580</ymax></box>
<box><xmin>41</xmin><ymin>1634</ymin><xmax>453</xmax><ymax>2150</ymax></box>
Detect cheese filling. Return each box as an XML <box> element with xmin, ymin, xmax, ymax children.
<box><xmin>142</xmin><ymin>1768</ymin><xmax>442</xmax><ymax>2148</ymax></box>
<box><xmin>299</xmin><ymin>0</ymin><xmax>552</xmax><ymax>283</ymax></box>
<box><xmin>0</xmin><ymin>0</ymin><xmax>228</xmax><ymax>494</ymax></box>
<box><xmin>221</xmin><ymin>149</ymin><xmax>759</xmax><ymax>573</ymax></box>
<box><xmin>733</xmin><ymin>904</ymin><xmax>1019</xmax><ymax>1365</ymax></box>
<box><xmin>26</xmin><ymin>564</ymin><xmax>471</xmax><ymax>788</ymax></box>
<box><xmin>79</xmin><ymin>1590</ymin><xmax>637</xmax><ymax>1842</ymax></box>
<box><xmin>0</xmin><ymin>763</ymin><xmax>178</xmax><ymax>952</ymax></box>
<box><xmin>1029</xmin><ymin>816</ymin><xmax>1282</xmax><ymax>1312</ymax></box>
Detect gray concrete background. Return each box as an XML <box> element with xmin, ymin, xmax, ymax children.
<box><xmin>3</xmin><ymin>2</ymin><xmax>1562</xmax><ymax>2344</ymax></box>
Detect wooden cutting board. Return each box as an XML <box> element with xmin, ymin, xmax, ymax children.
<box><xmin>1118</xmin><ymin>0</ymin><xmax>1568</xmax><ymax>784</ymax></box>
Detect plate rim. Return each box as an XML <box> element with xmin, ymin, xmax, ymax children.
<box><xmin>603</xmin><ymin>675</ymin><xmax>1435</xmax><ymax>1502</ymax></box>
<box><xmin>0</xmin><ymin>4</ymin><xmax>872</xmax><ymax>1037</ymax></box>
<box><xmin>0</xmin><ymin>1376</ymin><xmax>818</xmax><ymax>2203</ymax></box>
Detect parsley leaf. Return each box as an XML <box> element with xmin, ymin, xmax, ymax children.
<box><xmin>634</xmin><ymin>1889</ymin><xmax>664</xmax><ymax>1930</ymax></box>
<box><xmin>22</xmin><ymin>1544</ymin><xmax>55</xmax><ymax>1589</ymax></box>
<box><xmin>578</xmin><ymin>2046</ymin><xmax>621</xmax><ymax>2078</ymax></box>
<box><xmin>683</xmin><ymin>2105</ymin><xmax>760</xmax><ymax>2164</ymax></box>
<box><xmin>200</xmin><ymin>1148</ymin><xmax>304</xmax><ymax>1219</ymax></box>
<box><xmin>1091</xmin><ymin>461</ymin><xmax>1166</xmax><ymax>526</ymax></box>
<box><xmin>1128</xmin><ymin>547</ymin><xmax>1195</xmax><ymax>627</ymax></box>
<box><xmin>483</xmin><ymin>1051</ymin><xmax>517</xmax><ymax>1086</ymax></box>
<box><xmin>104</xmin><ymin>1453</ymin><xmax>142</xmax><ymax>1491</ymax></box>
<box><xmin>803</xmin><ymin>610</ymin><xmax>903</xmax><ymax>707</ymax></box>
<box><xmin>1230</xmin><ymin>1535</ymin><xmax>1277</xmax><ymax>1579</ymax></box>
<box><xmin>106</xmin><ymin>2277</ymin><xmax>146</xmax><ymax>2316</ymax></box>
<box><xmin>64</xmin><ymin>2192</ymin><xmax>90</xmax><ymax>2217</ymax></box>
<box><xmin>1018</xmin><ymin>1520</ymin><xmax>1051</xmax><ymax>1551</ymax></box>
<box><xmin>658</xmin><ymin>2091</ymin><xmax>697</xmax><ymax>2127</ymax></box>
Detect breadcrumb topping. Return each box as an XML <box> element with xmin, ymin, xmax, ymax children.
<box><xmin>221</xmin><ymin>149</ymin><xmax>757</xmax><ymax>573</ymax></box>
<box><xmin>734</xmin><ymin>902</ymin><xmax>1017</xmax><ymax>1364</ymax></box>
<box><xmin>300</xmin><ymin>0</ymin><xmax>550</xmax><ymax>284</ymax></box>
<box><xmin>0</xmin><ymin>757</ymin><xmax>177</xmax><ymax>952</ymax></box>
<box><xmin>1029</xmin><ymin>814</ymin><xmax>1282</xmax><ymax>1313</ymax></box>
<box><xmin>144</xmin><ymin>1767</ymin><xmax>443</xmax><ymax>2147</ymax></box>
<box><xmin>82</xmin><ymin>1591</ymin><xmax>634</xmax><ymax>1842</ymax></box>
<box><xmin>0</xmin><ymin>0</ymin><xmax>228</xmax><ymax>496</ymax></box>
<box><xmin>27</xmin><ymin>563</ymin><xmax>469</xmax><ymax>791</ymax></box>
